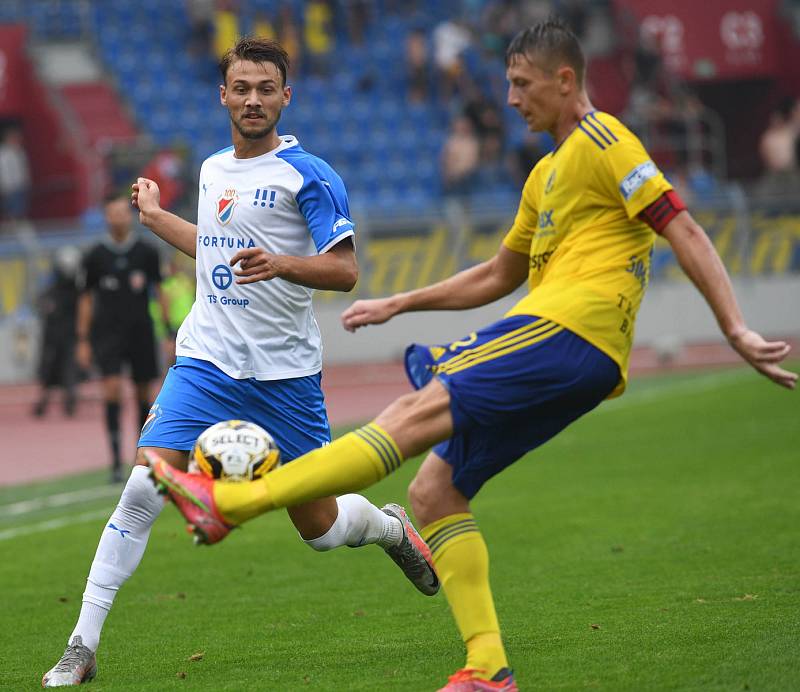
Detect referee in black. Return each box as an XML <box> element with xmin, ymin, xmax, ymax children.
<box><xmin>76</xmin><ymin>192</ymin><xmax>172</xmax><ymax>483</ymax></box>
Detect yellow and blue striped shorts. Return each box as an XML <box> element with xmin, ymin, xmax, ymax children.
<box><xmin>404</xmin><ymin>315</ymin><xmax>619</xmax><ymax>498</ymax></box>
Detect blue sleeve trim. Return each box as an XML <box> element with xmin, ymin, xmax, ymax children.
<box><xmin>207</xmin><ymin>145</ymin><xmax>234</xmax><ymax>159</ymax></box>
<box><xmin>277</xmin><ymin>146</ymin><xmax>355</xmax><ymax>253</ymax></box>
<box><xmin>318</xmin><ymin>229</ymin><xmax>355</xmax><ymax>254</ymax></box>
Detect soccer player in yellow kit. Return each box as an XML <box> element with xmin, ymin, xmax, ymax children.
<box><xmin>150</xmin><ymin>20</ymin><xmax>797</xmax><ymax>691</ymax></box>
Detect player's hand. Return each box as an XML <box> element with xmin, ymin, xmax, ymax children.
<box><xmin>341</xmin><ymin>297</ymin><xmax>399</xmax><ymax>332</ymax></box>
<box><xmin>76</xmin><ymin>339</ymin><xmax>92</xmax><ymax>371</ymax></box>
<box><xmin>728</xmin><ymin>328</ymin><xmax>797</xmax><ymax>389</ymax></box>
<box><xmin>230</xmin><ymin>247</ymin><xmax>283</xmax><ymax>284</ymax></box>
<box><xmin>131</xmin><ymin>177</ymin><xmax>162</xmax><ymax>225</ymax></box>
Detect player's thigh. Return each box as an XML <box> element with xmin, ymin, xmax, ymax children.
<box><xmin>405</xmin><ymin>315</ymin><xmax>619</xmax><ymax>432</ymax></box>
<box><xmin>135</xmin><ymin>446</ymin><xmax>190</xmax><ymax>470</ymax></box>
<box><xmin>374</xmin><ymin>378</ymin><xmax>454</xmax><ymax>458</ymax></box>
<box><xmin>245</xmin><ymin>373</ymin><xmax>331</xmax><ymax>461</ymax></box>
<box><xmin>286</xmin><ymin>497</ymin><xmax>339</xmax><ymax>540</ymax></box>
<box><xmin>409</xmin><ymin>451</ymin><xmax>469</xmax><ymax>527</ymax></box>
<box><xmin>248</xmin><ymin>375</ymin><xmax>338</xmax><ymax>538</ymax></box>
<box><xmin>138</xmin><ymin>356</ymin><xmax>247</xmax><ymax>453</ymax></box>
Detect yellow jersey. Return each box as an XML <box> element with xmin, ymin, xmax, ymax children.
<box><xmin>503</xmin><ymin>111</ymin><xmax>672</xmax><ymax>397</ymax></box>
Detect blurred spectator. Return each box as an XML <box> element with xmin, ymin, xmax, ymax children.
<box><xmin>0</xmin><ymin>126</ymin><xmax>31</xmax><ymax>225</ymax></box>
<box><xmin>441</xmin><ymin>116</ymin><xmax>480</xmax><ymax>200</ymax></box>
<box><xmin>406</xmin><ymin>28</ymin><xmax>430</xmax><ymax>103</ymax></box>
<box><xmin>463</xmin><ymin>90</ymin><xmax>505</xmax><ymax>163</ymax></box>
<box><xmin>509</xmin><ymin>131</ymin><xmax>551</xmax><ymax>187</ymax></box>
<box><xmin>304</xmin><ymin>0</ymin><xmax>335</xmax><ymax>78</ymax></box>
<box><xmin>343</xmin><ymin>0</ymin><xmax>371</xmax><ymax>46</ymax></box>
<box><xmin>624</xmin><ymin>31</ymin><xmax>673</xmax><ymax>121</ymax></box>
<box><xmin>139</xmin><ymin>143</ymin><xmax>191</xmax><ymax>215</ymax></box>
<box><xmin>277</xmin><ymin>4</ymin><xmax>302</xmax><ymax>76</ymax></box>
<box><xmin>432</xmin><ymin>18</ymin><xmax>472</xmax><ymax>100</ymax></box>
<box><xmin>253</xmin><ymin>10</ymin><xmax>276</xmax><ymax>41</ymax></box>
<box><xmin>185</xmin><ymin>0</ymin><xmax>215</xmax><ymax>59</ymax></box>
<box><xmin>213</xmin><ymin>0</ymin><xmax>240</xmax><ymax>61</ymax></box>
<box><xmin>480</xmin><ymin>0</ymin><xmax>549</xmax><ymax>57</ymax></box>
<box><xmin>149</xmin><ymin>252</ymin><xmax>195</xmax><ymax>371</ymax></box>
<box><xmin>32</xmin><ymin>246</ymin><xmax>82</xmax><ymax>418</ymax></box>
<box><xmin>758</xmin><ymin>97</ymin><xmax>799</xmax><ymax>198</ymax></box>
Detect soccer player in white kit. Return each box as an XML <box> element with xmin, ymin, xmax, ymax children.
<box><xmin>43</xmin><ymin>37</ymin><xmax>438</xmax><ymax>687</ymax></box>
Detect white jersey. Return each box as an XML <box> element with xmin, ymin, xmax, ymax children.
<box><xmin>176</xmin><ymin>135</ymin><xmax>355</xmax><ymax>380</ymax></box>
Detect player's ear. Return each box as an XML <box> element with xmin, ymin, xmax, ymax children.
<box><xmin>556</xmin><ymin>65</ymin><xmax>576</xmax><ymax>95</ymax></box>
<box><xmin>282</xmin><ymin>85</ymin><xmax>292</xmax><ymax>107</ymax></box>
<box><xmin>220</xmin><ymin>84</ymin><xmax>227</xmax><ymax>107</ymax></box>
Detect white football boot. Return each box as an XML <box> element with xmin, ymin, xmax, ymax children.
<box><xmin>42</xmin><ymin>636</ymin><xmax>97</xmax><ymax>687</ymax></box>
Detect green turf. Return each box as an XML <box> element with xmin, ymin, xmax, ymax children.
<box><xmin>2</xmin><ymin>364</ymin><xmax>799</xmax><ymax>690</ymax></box>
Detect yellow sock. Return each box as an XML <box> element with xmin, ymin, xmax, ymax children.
<box><xmin>214</xmin><ymin>423</ymin><xmax>402</xmax><ymax>524</ymax></box>
<box><xmin>422</xmin><ymin>514</ymin><xmax>509</xmax><ymax>677</ymax></box>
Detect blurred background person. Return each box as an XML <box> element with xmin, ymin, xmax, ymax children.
<box><xmin>213</xmin><ymin>0</ymin><xmax>240</xmax><ymax>61</ymax></box>
<box><xmin>31</xmin><ymin>245</ymin><xmax>82</xmax><ymax>418</ymax></box>
<box><xmin>76</xmin><ymin>192</ymin><xmax>170</xmax><ymax>483</ymax></box>
<box><xmin>441</xmin><ymin>115</ymin><xmax>480</xmax><ymax>203</ymax></box>
<box><xmin>303</xmin><ymin>0</ymin><xmax>334</xmax><ymax>78</ymax></box>
<box><xmin>276</xmin><ymin>3</ymin><xmax>302</xmax><ymax>76</ymax></box>
<box><xmin>148</xmin><ymin>251</ymin><xmax>195</xmax><ymax>372</ymax></box>
<box><xmin>0</xmin><ymin>125</ymin><xmax>31</xmax><ymax>228</ymax></box>
<box><xmin>757</xmin><ymin>97</ymin><xmax>800</xmax><ymax>198</ymax></box>
<box><xmin>432</xmin><ymin>17</ymin><xmax>471</xmax><ymax>101</ymax></box>
<box><xmin>406</xmin><ymin>27</ymin><xmax>431</xmax><ymax>104</ymax></box>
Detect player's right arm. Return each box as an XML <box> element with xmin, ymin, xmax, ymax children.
<box><xmin>132</xmin><ymin>177</ymin><xmax>197</xmax><ymax>258</ymax></box>
<box><xmin>342</xmin><ymin>172</ymin><xmax>537</xmax><ymax>332</ymax></box>
<box><xmin>341</xmin><ymin>244</ymin><xmax>529</xmax><ymax>332</ymax></box>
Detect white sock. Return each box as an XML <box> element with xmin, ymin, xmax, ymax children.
<box><xmin>70</xmin><ymin>466</ymin><xmax>164</xmax><ymax>651</ymax></box>
<box><xmin>304</xmin><ymin>494</ymin><xmax>403</xmax><ymax>551</ymax></box>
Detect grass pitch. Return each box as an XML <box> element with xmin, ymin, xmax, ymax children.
<box><xmin>2</xmin><ymin>364</ymin><xmax>799</xmax><ymax>691</ymax></box>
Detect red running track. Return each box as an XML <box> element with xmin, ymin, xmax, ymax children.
<box><xmin>1</xmin><ymin>340</ymin><xmax>794</xmax><ymax>487</ymax></box>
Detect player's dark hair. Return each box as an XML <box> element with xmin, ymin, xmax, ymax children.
<box><xmin>219</xmin><ymin>36</ymin><xmax>291</xmax><ymax>86</ymax></box>
<box><xmin>103</xmin><ymin>190</ymin><xmax>128</xmax><ymax>206</ymax></box>
<box><xmin>506</xmin><ymin>19</ymin><xmax>585</xmax><ymax>86</ymax></box>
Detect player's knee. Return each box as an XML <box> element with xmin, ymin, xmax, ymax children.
<box><xmin>375</xmin><ymin>390</ymin><xmax>419</xmax><ymax>426</ymax></box>
<box><xmin>117</xmin><ymin>465</ymin><xmax>163</xmax><ymax>516</ymax></box>
<box><xmin>134</xmin><ymin>448</ymin><xmax>150</xmax><ymax>466</ymax></box>
<box><xmin>303</xmin><ymin>530</ymin><xmax>339</xmax><ymax>551</ymax></box>
<box><xmin>408</xmin><ymin>475</ymin><xmax>438</xmax><ymax>527</ymax></box>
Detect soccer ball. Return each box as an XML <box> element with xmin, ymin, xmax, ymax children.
<box><xmin>191</xmin><ymin>420</ymin><xmax>280</xmax><ymax>482</ymax></box>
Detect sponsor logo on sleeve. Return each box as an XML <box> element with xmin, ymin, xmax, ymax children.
<box><xmin>332</xmin><ymin>218</ymin><xmax>351</xmax><ymax>233</ymax></box>
<box><xmin>619</xmin><ymin>161</ymin><xmax>658</xmax><ymax>200</ymax></box>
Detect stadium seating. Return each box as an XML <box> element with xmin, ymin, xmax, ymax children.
<box><xmin>1</xmin><ymin>0</ymin><xmax>523</xmax><ymax>217</ymax></box>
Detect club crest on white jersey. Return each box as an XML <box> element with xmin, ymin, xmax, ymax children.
<box><xmin>177</xmin><ymin>136</ymin><xmax>356</xmax><ymax>382</ymax></box>
<box><xmin>216</xmin><ymin>188</ymin><xmax>238</xmax><ymax>225</ymax></box>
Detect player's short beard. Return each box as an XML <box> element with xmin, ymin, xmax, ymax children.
<box><xmin>232</xmin><ymin>111</ymin><xmax>281</xmax><ymax>140</ymax></box>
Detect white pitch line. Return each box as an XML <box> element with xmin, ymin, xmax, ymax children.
<box><xmin>0</xmin><ymin>509</ymin><xmax>110</xmax><ymax>542</ymax></box>
<box><xmin>0</xmin><ymin>485</ymin><xmax>121</xmax><ymax>518</ymax></box>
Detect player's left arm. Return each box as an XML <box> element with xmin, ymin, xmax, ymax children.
<box><xmin>230</xmin><ymin>237</ymin><xmax>358</xmax><ymax>291</ymax></box>
<box><xmin>661</xmin><ymin>210</ymin><xmax>797</xmax><ymax>389</ymax></box>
